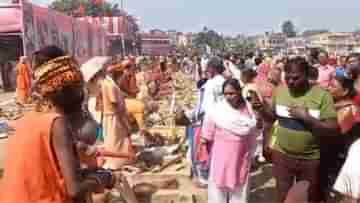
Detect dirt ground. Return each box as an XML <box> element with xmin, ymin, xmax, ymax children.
<box><xmin>249</xmin><ymin>163</ymin><xmax>278</xmax><ymax>203</ymax></box>
<box><xmin>0</xmin><ymin>91</ymin><xmax>279</xmax><ymax>203</ymax></box>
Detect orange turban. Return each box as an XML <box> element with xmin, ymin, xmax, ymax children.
<box><xmin>34</xmin><ymin>56</ymin><xmax>83</xmax><ymax>96</ymax></box>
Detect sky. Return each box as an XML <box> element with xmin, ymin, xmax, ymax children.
<box><xmin>32</xmin><ymin>0</ymin><xmax>360</xmax><ymax>35</ymax></box>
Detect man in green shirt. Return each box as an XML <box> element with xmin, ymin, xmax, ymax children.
<box><xmin>251</xmin><ymin>57</ymin><xmax>338</xmax><ymax>202</ymax></box>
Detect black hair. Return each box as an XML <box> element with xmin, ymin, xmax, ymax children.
<box><xmin>222</xmin><ymin>78</ymin><xmax>242</xmax><ymax>93</ymax></box>
<box><xmin>335</xmin><ymin>73</ymin><xmax>357</xmax><ymax>98</ymax></box>
<box><xmin>284</xmin><ymin>56</ymin><xmax>311</xmax><ymax>77</ymax></box>
<box><xmin>310</xmin><ymin>49</ymin><xmax>320</xmax><ymax>59</ymax></box>
<box><xmin>207</xmin><ymin>56</ymin><xmax>224</xmax><ymax>74</ymax></box>
<box><xmin>33</xmin><ymin>45</ymin><xmax>65</xmax><ymax>68</ymax></box>
<box><xmin>308</xmin><ymin>66</ymin><xmax>319</xmax><ymax>81</ymax></box>
<box><xmin>318</xmin><ymin>51</ymin><xmax>328</xmax><ymax>58</ymax></box>
<box><xmin>46</xmin><ymin>84</ymin><xmax>85</xmax><ymax>115</ymax></box>
<box><xmin>241</xmin><ymin>68</ymin><xmax>257</xmax><ymax>81</ymax></box>
<box><xmin>224</xmin><ymin>54</ymin><xmax>231</xmax><ymax>60</ymax></box>
<box><xmin>349</xmin><ymin>65</ymin><xmax>360</xmax><ymax>81</ymax></box>
<box><xmin>160</xmin><ymin>61</ymin><xmax>167</xmax><ymax>72</ymax></box>
<box><xmin>254</xmin><ymin>57</ymin><xmax>262</xmax><ymax>66</ymax></box>
<box><xmin>238</xmin><ymin>58</ymin><xmax>245</xmax><ymax>65</ymax></box>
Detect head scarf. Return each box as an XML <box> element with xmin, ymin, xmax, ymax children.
<box><xmin>34</xmin><ymin>55</ymin><xmax>83</xmax><ymax>96</ymax></box>
<box><xmin>209</xmin><ymin>100</ymin><xmax>257</xmax><ymax>136</ymax></box>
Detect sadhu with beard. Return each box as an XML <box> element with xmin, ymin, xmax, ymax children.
<box><xmin>0</xmin><ymin>46</ymin><xmax>115</xmax><ymax>203</ymax></box>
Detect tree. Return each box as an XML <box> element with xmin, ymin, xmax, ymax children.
<box><xmin>282</xmin><ymin>20</ymin><xmax>296</xmax><ymax>38</ymax></box>
<box><xmin>50</xmin><ymin>0</ymin><xmax>122</xmax><ymax>17</ymax></box>
<box><xmin>192</xmin><ymin>27</ymin><xmax>225</xmax><ymax>54</ymax></box>
<box><xmin>224</xmin><ymin>36</ymin><xmax>255</xmax><ymax>56</ymax></box>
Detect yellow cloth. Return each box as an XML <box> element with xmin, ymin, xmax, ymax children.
<box><xmin>125</xmin><ymin>98</ymin><xmax>145</xmax><ymax>129</ymax></box>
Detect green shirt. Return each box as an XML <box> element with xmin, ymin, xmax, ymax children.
<box><xmin>272</xmin><ymin>85</ymin><xmax>337</xmax><ymax>160</ymax></box>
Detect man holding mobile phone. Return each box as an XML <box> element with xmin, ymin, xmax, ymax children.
<box><xmin>250</xmin><ymin>57</ymin><xmax>338</xmax><ymax>203</ymax></box>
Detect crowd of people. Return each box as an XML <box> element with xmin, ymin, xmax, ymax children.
<box><xmin>187</xmin><ymin>50</ymin><xmax>360</xmax><ymax>203</ymax></box>
<box><xmin>2</xmin><ymin>44</ymin><xmax>360</xmax><ymax>203</ymax></box>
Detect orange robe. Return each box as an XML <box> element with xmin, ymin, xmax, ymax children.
<box><xmin>0</xmin><ymin>112</ymin><xmax>73</xmax><ymax>203</ymax></box>
<box><xmin>16</xmin><ymin>63</ymin><xmax>31</xmax><ymax>104</ymax></box>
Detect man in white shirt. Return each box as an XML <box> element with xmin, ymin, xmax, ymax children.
<box><xmin>187</xmin><ymin>57</ymin><xmax>225</xmax><ymax>187</ymax></box>
<box><xmin>201</xmin><ymin>56</ymin><xmax>226</xmax><ymax>115</ymax></box>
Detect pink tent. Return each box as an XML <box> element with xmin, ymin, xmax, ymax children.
<box><xmin>0</xmin><ymin>8</ymin><xmax>22</xmax><ymax>33</ymax></box>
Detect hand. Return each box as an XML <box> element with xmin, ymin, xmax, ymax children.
<box><xmin>288</xmin><ymin>106</ymin><xmax>310</xmax><ymax>120</ymax></box>
<box><xmin>263</xmin><ymin>147</ymin><xmax>272</xmax><ymax>162</ymax></box>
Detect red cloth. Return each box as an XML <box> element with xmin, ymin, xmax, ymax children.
<box><xmin>353</xmin><ymin>93</ymin><xmax>360</xmax><ymax>106</ymax></box>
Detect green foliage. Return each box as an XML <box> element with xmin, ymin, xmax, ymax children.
<box><xmin>282</xmin><ymin>20</ymin><xmax>296</xmax><ymax>38</ymax></box>
<box><xmin>229</xmin><ymin>40</ymin><xmax>256</xmax><ymax>56</ymax></box>
<box><xmin>193</xmin><ymin>27</ymin><xmax>226</xmax><ymax>54</ymax></box>
<box><xmin>50</xmin><ymin>0</ymin><xmax>121</xmax><ymax>17</ymax></box>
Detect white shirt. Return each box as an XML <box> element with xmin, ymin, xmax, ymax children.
<box><xmin>228</xmin><ymin>61</ymin><xmax>241</xmax><ymax>81</ymax></box>
<box><xmin>201</xmin><ymin>74</ymin><xmax>225</xmax><ymax>114</ymax></box>
<box><xmin>334</xmin><ymin>139</ymin><xmax>360</xmax><ymax>199</ymax></box>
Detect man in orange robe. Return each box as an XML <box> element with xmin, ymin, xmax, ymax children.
<box><xmin>16</xmin><ymin>56</ymin><xmax>31</xmax><ymax>105</ymax></box>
